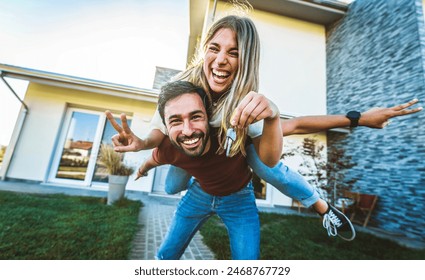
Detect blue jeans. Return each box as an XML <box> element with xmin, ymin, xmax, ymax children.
<box><xmin>165</xmin><ymin>165</ymin><xmax>192</xmax><ymax>194</ymax></box>
<box><xmin>157</xmin><ymin>180</ymin><xmax>260</xmax><ymax>260</ymax></box>
<box><xmin>165</xmin><ymin>144</ymin><xmax>320</xmax><ymax>207</ymax></box>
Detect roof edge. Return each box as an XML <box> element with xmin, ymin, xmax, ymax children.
<box><xmin>0</xmin><ymin>63</ymin><xmax>159</xmax><ymax>102</ymax></box>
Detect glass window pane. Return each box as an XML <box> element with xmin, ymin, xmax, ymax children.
<box><xmin>92</xmin><ymin>117</ymin><xmax>132</xmax><ymax>183</ymax></box>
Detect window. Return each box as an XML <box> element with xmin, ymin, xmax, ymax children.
<box><xmin>49</xmin><ymin>108</ymin><xmax>131</xmax><ymax>187</ymax></box>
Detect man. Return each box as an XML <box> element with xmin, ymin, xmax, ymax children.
<box><xmin>135</xmin><ymin>80</ymin><xmax>282</xmax><ymax>259</ymax></box>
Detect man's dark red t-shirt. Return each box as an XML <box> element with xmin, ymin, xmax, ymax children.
<box><xmin>152</xmin><ymin>129</ymin><xmax>252</xmax><ymax>196</ymax></box>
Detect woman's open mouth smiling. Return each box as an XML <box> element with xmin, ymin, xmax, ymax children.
<box><xmin>212</xmin><ymin>69</ymin><xmax>231</xmax><ymax>82</ymax></box>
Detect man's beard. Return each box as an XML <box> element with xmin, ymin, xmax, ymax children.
<box><xmin>170</xmin><ymin>128</ymin><xmax>209</xmax><ymax>157</ymax></box>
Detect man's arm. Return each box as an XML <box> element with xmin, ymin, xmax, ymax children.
<box><xmin>281</xmin><ymin>99</ymin><xmax>422</xmax><ymax>136</ymax></box>
<box><xmin>134</xmin><ymin>155</ymin><xmax>161</xmax><ymax>180</ymax></box>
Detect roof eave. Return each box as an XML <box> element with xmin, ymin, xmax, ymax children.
<box><xmin>247</xmin><ymin>0</ymin><xmax>347</xmax><ymax>26</ymax></box>
<box><xmin>0</xmin><ymin>64</ymin><xmax>159</xmax><ymax>103</ymax></box>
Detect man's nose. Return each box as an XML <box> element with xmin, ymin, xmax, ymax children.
<box><xmin>181</xmin><ymin>121</ymin><xmax>194</xmax><ymax>136</ymax></box>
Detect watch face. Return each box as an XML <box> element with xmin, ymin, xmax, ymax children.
<box><xmin>347</xmin><ymin>111</ymin><xmax>361</xmax><ymax>119</ymax></box>
<box><xmin>346</xmin><ymin>111</ymin><xmax>361</xmax><ymax>127</ymax></box>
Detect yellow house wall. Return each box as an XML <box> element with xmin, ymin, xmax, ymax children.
<box><xmin>7</xmin><ymin>82</ymin><xmax>157</xmax><ymax>192</ymax></box>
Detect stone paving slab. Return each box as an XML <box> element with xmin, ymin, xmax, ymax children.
<box><xmin>129</xmin><ymin>194</ymin><xmax>215</xmax><ymax>260</ymax></box>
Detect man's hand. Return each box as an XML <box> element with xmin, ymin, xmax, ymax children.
<box><xmin>360</xmin><ymin>98</ymin><xmax>422</xmax><ymax>128</ymax></box>
<box><xmin>134</xmin><ymin>157</ymin><xmax>159</xmax><ymax>181</ymax></box>
<box><xmin>135</xmin><ymin>159</ymin><xmax>149</xmax><ymax>181</ymax></box>
<box><xmin>105</xmin><ymin>111</ymin><xmax>144</xmax><ymax>152</ymax></box>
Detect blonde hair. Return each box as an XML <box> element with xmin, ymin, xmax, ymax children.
<box><xmin>174</xmin><ymin>15</ymin><xmax>261</xmax><ymax>156</ymax></box>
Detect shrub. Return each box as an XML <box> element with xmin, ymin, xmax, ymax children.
<box><xmin>97</xmin><ymin>144</ymin><xmax>134</xmax><ymax>176</ymax></box>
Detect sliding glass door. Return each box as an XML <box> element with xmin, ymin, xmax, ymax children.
<box><xmin>91</xmin><ymin>114</ymin><xmax>130</xmax><ymax>184</ymax></box>
<box><xmin>49</xmin><ymin>108</ymin><xmax>131</xmax><ymax>187</ymax></box>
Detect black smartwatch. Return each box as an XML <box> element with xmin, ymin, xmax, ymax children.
<box><xmin>346</xmin><ymin>111</ymin><xmax>361</xmax><ymax>127</ymax></box>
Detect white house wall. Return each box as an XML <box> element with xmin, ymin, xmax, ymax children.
<box><xmin>6</xmin><ymin>82</ymin><xmax>157</xmax><ymax>192</ymax></box>
<box><xmin>256</xmin><ymin>13</ymin><xmax>326</xmax><ymax>116</ymax></box>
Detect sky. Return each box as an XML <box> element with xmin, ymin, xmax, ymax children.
<box><xmin>0</xmin><ymin>0</ymin><xmax>189</xmax><ymax>146</ymax></box>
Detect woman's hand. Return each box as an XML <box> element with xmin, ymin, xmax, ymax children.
<box><xmin>230</xmin><ymin>91</ymin><xmax>279</xmax><ymax>128</ymax></box>
<box><xmin>359</xmin><ymin>98</ymin><xmax>422</xmax><ymax>128</ymax></box>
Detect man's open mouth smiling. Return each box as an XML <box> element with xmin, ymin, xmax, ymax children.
<box><xmin>177</xmin><ymin>131</ymin><xmax>205</xmax><ymax>150</ymax></box>
<box><xmin>182</xmin><ymin>137</ymin><xmax>200</xmax><ymax>147</ymax></box>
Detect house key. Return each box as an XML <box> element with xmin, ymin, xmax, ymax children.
<box><xmin>225</xmin><ymin>127</ymin><xmax>237</xmax><ymax>157</ymax></box>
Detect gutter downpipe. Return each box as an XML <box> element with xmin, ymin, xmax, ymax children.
<box><xmin>0</xmin><ymin>71</ymin><xmax>29</xmax><ymax>181</ymax></box>
<box><xmin>211</xmin><ymin>0</ymin><xmax>218</xmax><ymax>22</ymax></box>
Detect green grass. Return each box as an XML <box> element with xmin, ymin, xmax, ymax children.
<box><xmin>199</xmin><ymin>213</ymin><xmax>425</xmax><ymax>260</ymax></box>
<box><xmin>0</xmin><ymin>191</ymin><xmax>142</xmax><ymax>260</ymax></box>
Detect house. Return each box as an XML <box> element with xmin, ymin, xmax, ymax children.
<box><xmin>1</xmin><ymin>0</ymin><xmax>342</xmax><ymax>203</ymax></box>
<box><xmin>0</xmin><ymin>64</ymin><xmax>160</xmax><ymax>191</ymax></box>
<box><xmin>1</xmin><ymin>0</ymin><xmax>423</xmax><ymax>243</ymax></box>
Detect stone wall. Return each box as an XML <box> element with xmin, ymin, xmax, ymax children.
<box><xmin>326</xmin><ymin>0</ymin><xmax>425</xmax><ymax>242</ymax></box>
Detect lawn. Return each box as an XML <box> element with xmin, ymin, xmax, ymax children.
<box><xmin>0</xmin><ymin>191</ymin><xmax>142</xmax><ymax>260</ymax></box>
<box><xmin>199</xmin><ymin>213</ymin><xmax>425</xmax><ymax>260</ymax></box>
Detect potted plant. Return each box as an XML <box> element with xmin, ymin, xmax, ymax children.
<box><xmin>97</xmin><ymin>144</ymin><xmax>134</xmax><ymax>205</ymax></box>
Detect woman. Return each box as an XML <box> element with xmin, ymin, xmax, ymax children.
<box><xmin>107</xmin><ymin>15</ymin><xmax>421</xmax><ymax>242</ymax></box>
